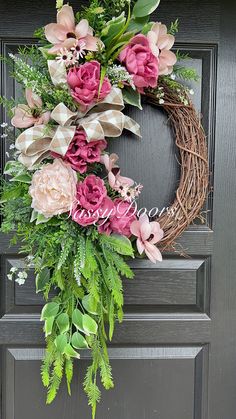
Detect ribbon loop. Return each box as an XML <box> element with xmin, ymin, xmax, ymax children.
<box><xmin>15</xmin><ymin>86</ymin><xmax>141</xmax><ymax>168</ymax></box>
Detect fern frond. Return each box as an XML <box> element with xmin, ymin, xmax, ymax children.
<box><xmin>65</xmin><ymin>358</ymin><xmax>73</xmax><ymax>396</ymax></box>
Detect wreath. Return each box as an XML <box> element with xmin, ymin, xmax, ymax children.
<box><xmin>0</xmin><ymin>0</ymin><xmax>208</xmax><ymax>417</ymax></box>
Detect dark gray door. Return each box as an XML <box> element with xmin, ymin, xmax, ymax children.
<box><xmin>0</xmin><ymin>0</ymin><xmax>236</xmax><ymax>418</ymax></box>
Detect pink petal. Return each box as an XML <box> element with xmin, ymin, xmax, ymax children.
<box><xmin>140</xmin><ymin>220</ymin><xmax>152</xmax><ymax>241</ymax></box>
<box><xmin>11</xmin><ymin>105</ymin><xmax>35</xmax><ymax>128</ymax></box>
<box><xmin>145</xmin><ymin>242</ymin><xmax>163</xmax><ymax>263</ymax></box>
<box><xmin>108</xmin><ymin>171</ymin><xmax>116</xmax><ymax>188</ymax></box>
<box><xmin>25</xmin><ymin>88</ymin><xmax>42</xmax><ymax>108</ymax></box>
<box><xmin>160</xmin><ymin>50</ymin><xmax>177</xmax><ymax>67</ymax></box>
<box><xmin>36</xmin><ymin>111</ymin><xmax>51</xmax><ymax>125</ymax></box>
<box><xmin>149</xmin><ymin>222</ymin><xmax>164</xmax><ymax>244</ymax></box>
<box><xmin>130</xmin><ymin>220</ymin><xmax>141</xmax><ymax>238</ymax></box>
<box><xmin>63</xmin><ymin>38</ymin><xmax>77</xmax><ymax>49</ymax></box>
<box><xmin>75</xmin><ymin>19</ymin><xmax>89</xmax><ymax>38</ymax></box>
<box><xmin>137</xmin><ymin>238</ymin><xmax>145</xmax><ymax>255</ymax></box>
<box><xmin>47</xmin><ymin>43</ymin><xmax>64</xmax><ymax>54</ymax></box>
<box><xmin>84</xmin><ymin>34</ymin><xmax>100</xmax><ymax>51</ymax></box>
<box><xmin>158</xmin><ymin>34</ymin><xmax>175</xmax><ymax>51</ymax></box>
<box><xmin>45</xmin><ymin>23</ymin><xmax>67</xmax><ymax>44</ymax></box>
<box><xmin>57</xmin><ymin>5</ymin><xmax>75</xmax><ymax>31</ymax></box>
<box><xmin>117</xmin><ymin>175</ymin><xmax>134</xmax><ymax>187</ymax></box>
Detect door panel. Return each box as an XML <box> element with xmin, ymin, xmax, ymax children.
<box><xmin>0</xmin><ymin>1</ymin><xmax>236</xmax><ymax>419</ymax></box>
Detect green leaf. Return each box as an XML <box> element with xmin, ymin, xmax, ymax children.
<box><xmin>101</xmin><ymin>13</ymin><xmax>126</xmax><ymax>47</ymax></box>
<box><xmin>56</xmin><ymin>313</ymin><xmax>69</xmax><ymax>334</ymax></box>
<box><xmin>64</xmin><ymin>343</ymin><xmax>80</xmax><ymax>359</ymax></box>
<box><xmin>11</xmin><ymin>173</ymin><xmax>32</xmax><ymax>184</ymax></box>
<box><xmin>4</xmin><ymin>160</ymin><xmax>24</xmax><ymax>176</ymax></box>
<box><xmin>132</xmin><ymin>0</ymin><xmax>160</xmax><ymax>18</ymax></box>
<box><xmin>36</xmin><ymin>267</ymin><xmax>50</xmax><ymax>293</ymax></box>
<box><xmin>72</xmin><ymin>308</ymin><xmax>88</xmax><ymax>334</ymax></box>
<box><xmin>36</xmin><ymin>213</ymin><xmax>51</xmax><ymax>225</ymax></box>
<box><xmin>101</xmin><ymin>234</ymin><xmax>134</xmax><ymax>256</ymax></box>
<box><xmin>82</xmin><ymin>295</ymin><xmax>98</xmax><ymax>315</ymax></box>
<box><xmin>123</xmin><ymin>87</ymin><xmax>142</xmax><ymax>110</ymax></box>
<box><xmin>54</xmin><ymin>334</ymin><xmax>67</xmax><ymax>353</ymax></box>
<box><xmin>142</xmin><ymin>22</ymin><xmax>155</xmax><ymax>35</ymax></box>
<box><xmin>82</xmin><ymin>314</ymin><xmax>98</xmax><ymax>335</ymax></box>
<box><xmin>128</xmin><ymin>16</ymin><xmax>149</xmax><ymax>33</ymax></box>
<box><xmin>72</xmin><ymin>331</ymin><xmax>89</xmax><ymax>349</ymax></box>
<box><xmin>41</xmin><ymin>302</ymin><xmax>59</xmax><ymax>320</ymax></box>
<box><xmin>44</xmin><ymin>316</ymin><xmax>54</xmax><ymax>337</ymax></box>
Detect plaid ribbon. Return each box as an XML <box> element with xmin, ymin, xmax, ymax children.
<box><xmin>15</xmin><ymin>87</ymin><xmax>141</xmax><ymax>168</ymax></box>
<box><xmin>48</xmin><ymin>60</ymin><xmax>67</xmax><ymax>85</ymax></box>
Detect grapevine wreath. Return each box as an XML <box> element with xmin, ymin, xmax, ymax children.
<box><xmin>0</xmin><ymin>0</ymin><xmax>208</xmax><ymax>417</ymax></box>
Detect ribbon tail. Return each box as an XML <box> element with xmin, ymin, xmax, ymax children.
<box><xmin>124</xmin><ymin>116</ymin><xmax>142</xmax><ymax>138</ymax></box>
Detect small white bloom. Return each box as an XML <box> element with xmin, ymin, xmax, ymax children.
<box><xmin>5</xmin><ymin>152</ymin><xmax>9</xmax><ymax>158</ymax></box>
<box><xmin>189</xmin><ymin>89</ymin><xmax>194</xmax><ymax>95</ymax></box>
<box><xmin>159</xmin><ymin>99</ymin><xmax>165</xmax><ymax>105</ymax></box>
<box><xmin>170</xmin><ymin>73</ymin><xmax>176</xmax><ymax>80</ymax></box>
<box><xmin>15</xmin><ymin>277</ymin><xmax>26</xmax><ymax>286</ymax></box>
<box><xmin>10</xmin><ymin>267</ymin><xmax>18</xmax><ymax>273</ymax></box>
<box><xmin>56</xmin><ymin>48</ymin><xmax>76</xmax><ymax>66</ymax></box>
<box><xmin>71</xmin><ymin>40</ymin><xmax>86</xmax><ymax>60</ymax></box>
<box><xmin>7</xmin><ymin>274</ymin><xmax>13</xmax><ymax>281</ymax></box>
<box><xmin>1</xmin><ymin>122</ymin><xmax>8</xmax><ymax>128</ymax></box>
<box><xmin>9</xmin><ymin>144</ymin><xmax>16</xmax><ymax>150</ymax></box>
<box><xmin>1</xmin><ymin>134</ymin><xmax>8</xmax><ymax>139</ymax></box>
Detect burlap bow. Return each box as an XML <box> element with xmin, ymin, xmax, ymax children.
<box><xmin>15</xmin><ymin>70</ymin><xmax>141</xmax><ymax>168</ymax></box>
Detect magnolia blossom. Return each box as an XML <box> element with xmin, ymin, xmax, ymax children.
<box><xmin>130</xmin><ymin>214</ymin><xmax>164</xmax><ymax>263</ymax></box>
<box><xmin>147</xmin><ymin>23</ymin><xmax>177</xmax><ymax>75</ymax></box>
<box><xmin>45</xmin><ymin>4</ymin><xmax>100</xmax><ymax>54</ymax></box>
<box><xmin>101</xmin><ymin>153</ymin><xmax>134</xmax><ymax>192</ymax></box>
<box><xmin>11</xmin><ymin>88</ymin><xmax>50</xmax><ymax>129</ymax></box>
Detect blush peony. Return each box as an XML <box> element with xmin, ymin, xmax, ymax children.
<box><xmin>119</xmin><ymin>34</ymin><xmax>159</xmax><ymax>92</ymax></box>
<box><xmin>29</xmin><ymin>159</ymin><xmax>77</xmax><ymax>218</ymax></box>
<box><xmin>67</xmin><ymin>61</ymin><xmax>111</xmax><ymax>109</ymax></box>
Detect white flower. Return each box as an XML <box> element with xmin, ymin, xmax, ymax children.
<box><xmin>7</xmin><ymin>274</ymin><xmax>13</xmax><ymax>281</ymax></box>
<box><xmin>170</xmin><ymin>73</ymin><xmax>176</xmax><ymax>80</ymax></box>
<box><xmin>56</xmin><ymin>48</ymin><xmax>76</xmax><ymax>66</ymax></box>
<box><xmin>1</xmin><ymin>122</ymin><xmax>8</xmax><ymax>128</ymax></box>
<box><xmin>159</xmin><ymin>99</ymin><xmax>165</xmax><ymax>105</ymax></box>
<box><xmin>71</xmin><ymin>40</ymin><xmax>86</xmax><ymax>60</ymax></box>
<box><xmin>1</xmin><ymin>134</ymin><xmax>8</xmax><ymax>139</ymax></box>
<box><xmin>15</xmin><ymin>277</ymin><xmax>26</xmax><ymax>285</ymax></box>
<box><xmin>10</xmin><ymin>267</ymin><xmax>18</xmax><ymax>273</ymax></box>
<box><xmin>189</xmin><ymin>89</ymin><xmax>194</xmax><ymax>95</ymax></box>
<box><xmin>9</xmin><ymin>144</ymin><xmax>16</xmax><ymax>150</ymax></box>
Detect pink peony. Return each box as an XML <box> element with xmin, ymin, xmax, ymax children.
<box><xmin>52</xmin><ymin>129</ymin><xmax>107</xmax><ymax>173</ymax></box>
<box><xmin>119</xmin><ymin>34</ymin><xmax>159</xmax><ymax>92</ymax></box>
<box><xmin>11</xmin><ymin>88</ymin><xmax>50</xmax><ymax>129</ymax></box>
<box><xmin>72</xmin><ymin>175</ymin><xmax>114</xmax><ymax>226</ymax></box>
<box><xmin>147</xmin><ymin>23</ymin><xmax>177</xmax><ymax>75</ymax></box>
<box><xmin>130</xmin><ymin>214</ymin><xmax>164</xmax><ymax>263</ymax></box>
<box><xmin>67</xmin><ymin>61</ymin><xmax>111</xmax><ymax>109</ymax></box>
<box><xmin>45</xmin><ymin>4</ymin><xmax>100</xmax><ymax>54</ymax></box>
<box><xmin>98</xmin><ymin>199</ymin><xmax>137</xmax><ymax>238</ymax></box>
<box><xmin>29</xmin><ymin>159</ymin><xmax>77</xmax><ymax>218</ymax></box>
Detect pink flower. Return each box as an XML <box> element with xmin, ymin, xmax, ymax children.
<box><xmin>67</xmin><ymin>61</ymin><xmax>111</xmax><ymax>109</ymax></box>
<box><xmin>119</xmin><ymin>34</ymin><xmax>159</xmax><ymax>92</ymax></box>
<box><xmin>11</xmin><ymin>88</ymin><xmax>50</xmax><ymax>129</ymax></box>
<box><xmin>45</xmin><ymin>4</ymin><xmax>100</xmax><ymax>54</ymax></box>
<box><xmin>72</xmin><ymin>175</ymin><xmax>114</xmax><ymax>226</ymax></box>
<box><xmin>52</xmin><ymin>128</ymin><xmax>107</xmax><ymax>173</ymax></box>
<box><xmin>101</xmin><ymin>153</ymin><xmax>134</xmax><ymax>192</ymax></box>
<box><xmin>29</xmin><ymin>159</ymin><xmax>77</xmax><ymax>218</ymax></box>
<box><xmin>147</xmin><ymin>23</ymin><xmax>177</xmax><ymax>75</ymax></box>
<box><xmin>98</xmin><ymin>199</ymin><xmax>136</xmax><ymax>238</ymax></box>
<box><xmin>130</xmin><ymin>214</ymin><xmax>164</xmax><ymax>263</ymax></box>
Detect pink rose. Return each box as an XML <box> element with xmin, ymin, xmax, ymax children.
<box><xmin>119</xmin><ymin>34</ymin><xmax>159</xmax><ymax>92</ymax></box>
<box><xmin>72</xmin><ymin>174</ymin><xmax>114</xmax><ymax>226</ymax></box>
<box><xmin>98</xmin><ymin>198</ymin><xmax>137</xmax><ymax>238</ymax></box>
<box><xmin>67</xmin><ymin>61</ymin><xmax>111</xmax><ymax>109</ymax></box>
<box><xmin>29</xmin><ymin>159</ymin><xmax>77</xmax><ymax>218</ymax></box>
<box><xmin>52</xmin><ymin>129</ymin><xmax>107</xmax><ymax>173</ymax></box>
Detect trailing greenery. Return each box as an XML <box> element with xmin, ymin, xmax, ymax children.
<box><xmin>0</xmin><ymin>175</ymin><xmax>134</xmax><ymax>418</ymax></box>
